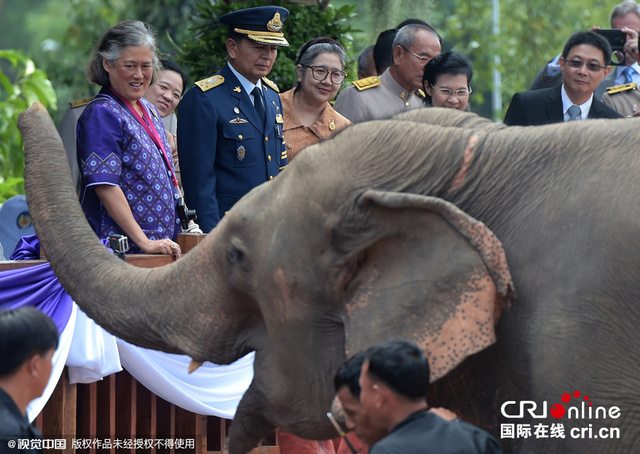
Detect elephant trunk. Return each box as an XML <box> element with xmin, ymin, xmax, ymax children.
<box><xmin>18</xmin><ymin>102</ymin><xmax>188</xmax><ymax>354</ymax></box>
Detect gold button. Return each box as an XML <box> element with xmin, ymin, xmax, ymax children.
<box><xmin>269</xmin><ymin>175</ymin><xmax>274</xmax><ymax>180</ymax></box>
<box><xmin>268</xmin><ymin>155</ymin><xmax>272</xmax><ymax>161</ymax></box>
<box><xmin>238</xmin><ymin>134</ymin><xmax>243</xmax><ymax>140</ymax></box>
<box><xmin>265</xmin><ymin>136</ymin><xmax>269</xmax><ymax>141</ymax></box>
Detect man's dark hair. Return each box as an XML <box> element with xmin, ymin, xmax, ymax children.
<box><xmin>0</xmin><ymin>307</ymin><xmax>59</xmax><ymax>377</ymax></box>
<box><xmin>364</xmin><ymin>338</ymin><xmax>430</xmax><ymax>400</ymax></box>
<box><xmin>228</xmin><ymin>30</ymin><xmax>247</xmax><ymax>45</ymax></box>
<box><xmin>161</xmin><ymin>59</ymin><xmax>189</xmax><ymax>94</ymax></box>
<box><xmin>397</xmin><ymin>18</ymin><xmax>428</xmax><ymax>28</ymax></box>
<box><xmin>562</xmin><ymin>31</ymin><xmax>613</xmax><ymax>65</ymax></box>
<box><xmin>334</xmin><ymin>351</ymin><xmax>367</xmax><ymax>397</ymax></box>
<box><xmin>422</xmin><ymin>51</ymin><xmax>473</xmax><ymax>103</ymax></box>
<box><xmin>373</xmin><ymin>29</ymin><xmax>397</xmax><ymax>75</ymax></box>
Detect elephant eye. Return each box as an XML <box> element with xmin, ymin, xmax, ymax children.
<box><xmin>227</xmin><ymin>244</ymin><xmax>245</xmax><ymax>265</ymax></box>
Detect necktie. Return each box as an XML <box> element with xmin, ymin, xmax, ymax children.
<box><xmin>567</xmin><ymin>105</ymin><xmax>581</xmax><ymax>121</ymax></box>
<box><xmin>622</xmin><ymin>66</ymin><xmax>634</xmax><ymax>84</ymax></box>
<box><xmin>252</xmin><ymin>86</ymin><xmax>266</xmax><ymax>125</ymax></box>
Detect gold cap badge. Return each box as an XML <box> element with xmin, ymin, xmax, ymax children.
<box><xmin>267</xmin><ymin>13</ymin><xmax>283</xmax><ymax>32</ymax></box>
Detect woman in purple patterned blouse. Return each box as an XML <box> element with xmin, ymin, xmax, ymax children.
<box><xmin>77</xmin><ymin>20</ymin><xmax>182</xmax><ymax>257</ymax></box>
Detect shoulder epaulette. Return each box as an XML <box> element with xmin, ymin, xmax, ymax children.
<box><xmin>195</xmin><ymin>75</ymin><xmax>224</xmax><ymax>92</ymax></box>
<box><xmin>353</xmin><ymin>76</ymin><xmax>381</xmax><ymax>91</ymax></box>
<box><xmin>69</xmin><ymin>96</ymin><xmax>95</xmax><ymax>108</ymax></box>
<box><xmin>262</xmin><ymin>77</ymin><xmax>279</xmax><ymax>93</ymax></box>
<box><xmin>606</xmin><ymin>82</ymin><xmax>637</xmax><ymax>95</ymax></box>
<box><xmin>416</xmin><ymin>89</ymin><xmax>426</xmax><ymax>99</ymax></box>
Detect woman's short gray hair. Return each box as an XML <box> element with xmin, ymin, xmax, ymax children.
<box><xmin>87</xmin><ymin>20</ymin><xmax>160</xmax><ymax>87</ymax></box>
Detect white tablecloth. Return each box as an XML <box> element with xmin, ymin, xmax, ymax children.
<box><xmin>28</xmin><ymin>304</ymin><xmax>254</xmax><ymax>422</ymax></box>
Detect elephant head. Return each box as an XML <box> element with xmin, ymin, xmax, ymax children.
<box><xmin>19</xmin><ymin>103</ymin><xmax>513</xmax><ymax>453</ymax></box>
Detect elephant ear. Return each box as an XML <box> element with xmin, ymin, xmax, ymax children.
<box><xmin>340</xmin><ymin>189</ymin><xmax>514</xmax><ymax>381</ymax></box>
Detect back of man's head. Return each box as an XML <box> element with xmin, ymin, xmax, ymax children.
<box><xmin>397</xmin><ymin>18</ymin><xmax>428</xmax><ymax>29</ymax></box>
<box><xmin>357</xmin><ymin>45</ymin><xmax>376</xmax><ymax>79</ymax></box>
<box><xmin>365</xmin><ymin>338</ymin><xmax>429</xmax><ymax>400</ymax></box>
<box><xmin>562</xmin><ymin>31</ymin><xmax>613</xmax><ymax>65</ymax></box>
<box><xmin>0</xmin><ymin>307</ymin><xmax>59</xmax><ymax>378</ymax></box>
<box><xmin>373</xmin><ymin>29</ymin><xmax>398</xmax><ymax>75</ymax></box>
<box><xmin>334</xmin><ymin>351</ymin><xmax>367</xmax><ymax>397</ymax></box>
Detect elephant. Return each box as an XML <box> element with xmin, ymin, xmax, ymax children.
<box><xmin>18</xmin><ymin>102</ymin><xmax>640</xmax><ymax>453</ymax></box>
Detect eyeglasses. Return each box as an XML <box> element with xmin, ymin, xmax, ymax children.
<box><xmin>431</xmin><ymin>85</ymin><xmax>472</xmax><ymax>99</ymax></box>
<box><xmin>301</xmin><ymin>65</ymin><xmax>347</xmax><ymax>84</ymax></box>
<box><xmin>564</xmin><ymin>59</ymin><xmax>607</xmax><ymax>73</ymax></box>
<box><xmin>401</xmin><ymin>47</ymin><xmax>432</xmax><ymax>62</ymax></box>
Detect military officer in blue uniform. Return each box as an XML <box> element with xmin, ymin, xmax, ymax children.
<box><xmin>178</xmin><ymin>6</ymin><xmax>289</xmax><ymax>232</ymax></box>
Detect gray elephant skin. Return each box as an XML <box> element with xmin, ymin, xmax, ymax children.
<box><xmin>18</xmin><ymin>102</ymin><xmax>640</xmax><ymax>453</ymax></box>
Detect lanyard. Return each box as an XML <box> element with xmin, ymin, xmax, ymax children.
<box><xmin>109</xmin><ymin>89</ymin><xmax>179</xmax><ymax>188</ymax></box>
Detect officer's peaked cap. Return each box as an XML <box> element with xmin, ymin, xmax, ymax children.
<box><xmin>221</xmin><ymin>6</ymin><xmax>289</xmax><ymax>47</ymax></box>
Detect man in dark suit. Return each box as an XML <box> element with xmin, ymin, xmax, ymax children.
<box><xmin>529</xmin><ymin>0</ymin><xmax>640</xmax><ymax>99</ymax></box>
<box><xmin>177</xmin><ymin>6</ymin><xmax>289</xmax><ymax>232</ymax></box>
<box><xmin>504</xmin><ymin>31</ymin><xmax>623</xmax><ymax>126</ymax></box>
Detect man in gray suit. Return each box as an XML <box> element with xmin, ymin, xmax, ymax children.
<box><xmin>333</xmin><ymin>23</ymin><xmax>441</xmax><ymax>123</ymax></box>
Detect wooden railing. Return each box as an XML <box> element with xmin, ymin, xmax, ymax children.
<box><xmin>1</xmin><ymin>233</ymin><xmax>279</xmax><ymax>454</ymax></box>
<box><xmin>32</xmin><ymin>370</ymin><xmax>278</xmax><ymax>453</ymax></box>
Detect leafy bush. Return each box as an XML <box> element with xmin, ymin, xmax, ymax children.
<box><xmin>0</xmin><ymin>50</ymin><xmax>57</xmax><ymax>202</ymax></box>
<box><xmin>176</xmin><ymin>0</ymin><xmax>358</xmax><ymax>92</ymax></box>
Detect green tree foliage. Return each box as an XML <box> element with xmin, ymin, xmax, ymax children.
<box><xmin>366</xmin><ymin>0</ymin><xmax>434</xmax><ymax>34</ymax></box>
<box><xmin>0</xmin><ymin>50</ymin><xmax>56</xmax><ymax>202</ymax></box>
<box><xmin>176</xmin><ymin>0</ymin><xmax>358</xmax><ymax>92</ymax></box>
